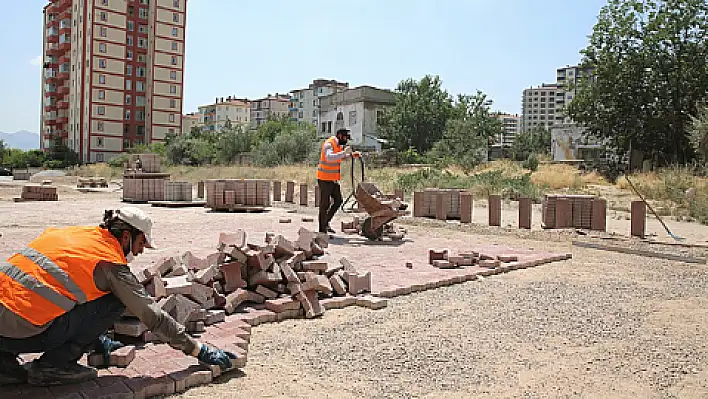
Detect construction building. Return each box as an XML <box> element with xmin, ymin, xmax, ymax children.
<box><xmin>318</xmin><ymin>86</ymin><xmax>395</xmax><ymax>151</ymax></box>
<box><xmin>40</xmin><ymin>0</ymin><xmax>187</xmax><ymax>163</ymax></box>
<box><xmin>289</xmin><ymin>79</ymin><xmax>349</xmax><ymax>126</ymax></box>
<box><xmin>197</xmin><ymin>97</ymin><xmax>251</xmax><ymax>132</ymax></box>
<box><xmin>250</xmin><ymin>94</ymin><xmax>290</xmax><ymax>128</ymax></box>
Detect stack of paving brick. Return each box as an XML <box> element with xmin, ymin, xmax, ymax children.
<box><xmin>428</xmin><ymin>249</ymin><xmax>520</xmax><ymax>269</ymax></box>
<box><xmin>111</xmin><ymin>227</ymin><xmax>373</xmax><ymax>346</ymax></box>
<box><xmin>541</xmin><ymin>194</ymin><xmax>606</xmax><ymax>230</ymax></box>
<box><xmin>130</xmin><ymin>153</ymin><xmax>161</xmax><ymax>173</ymax></box>
<box><xmin>122</xmin><ymin>153</ymin><xmax>170</xmax><ymax>202</ymax></box>
<box><xmin>205</xmin><ymin>179</ymin><xmax>271</xmax><ymax>210</ymax></box>
<box><xmin>19</xmin><ymin>184</ymin><xmax>58</xmax><ymax>201</ymax></box>
<box><xmin>164</xmin><ymin>181</ymin><xmax>193</xmax><ymax>202</ymax></box>
<box><xmin>413</xmin><ymin>189</ymin><xmax>464</xmax><ymax>219</ymax></box>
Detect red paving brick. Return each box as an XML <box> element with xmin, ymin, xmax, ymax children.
<box><xmin>7</xmin><ymin>236</ymin><xmax>568</xmax><ymax>399</ymax></box>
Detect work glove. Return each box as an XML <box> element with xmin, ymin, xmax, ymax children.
<box><xmin>93</xmin><ymin>334</ymin><xmax>125</xmax><ymax>367</ymax></box>
<box><xmin>352</xmin><ymin>151</ymin><xmax>362</xmax><ymax>159</ymax></box>
<box><xmin>196</xmin><ymin>344</ymin><xmax>237</xmax><ymax>371</ymax></box>
<box><xmin>343</xmin><ymin>146</ymin><xmax>353</xmax><ymax>156</ymax></box>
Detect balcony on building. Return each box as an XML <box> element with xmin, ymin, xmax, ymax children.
<box><xmin>46</xmin><ymin>44</ymin><xmax>60</xmax><ymax>56</ymax></box>
<box><xmin>58</xmin><ymin>34</ymin><xmax>71</xmax><ymax>51</ymax></box>
<box><xmin>57</xmin><ymin>99</ymin><xmax>69</xmax><ymax>109</ymax></box>
<box><xmin>57</xmin><ymin>84</ymin><xmax>69</xmax><ymax>95</ymax></box>
<box><xmin>46</xmin><ymin>27</ymin><xmax>59</xmax><ymax>42</ymax></box>
<box><xmin>56</xmin><ymin>116</ymin><xmax>68</xmax><ymax>124</ymax></box>
<box><xmin>58</xmin><ymin>5</ymin><xmax>72</xmax><ymax>19</ymax></box>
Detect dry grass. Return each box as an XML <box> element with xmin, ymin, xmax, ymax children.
<box><xmin>531</xmin><ymin>163</ymin><xmax>607</xmax><ymax>190</ymax></box>
<box><xmin>67</xmin><ymin>164</ymin><xmax>122</xmax><ymax>181</ymax></box>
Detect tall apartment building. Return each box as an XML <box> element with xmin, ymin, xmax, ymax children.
<box><xmin>555</xmin><ymin>65</ymin><xmax>592</xmax><ymax>125</ymax></box>
<box><xmin>289</xmin><ymin>79</ymin><xmax>349</xmax><ymax>126</ymax></box>
<box><xmin>40</xmin><ymin>0</ymin><xmax>187</xmax><ymax>163</ymax></box>
<box><xmin>521</xmin><ymin>83</ymin><xmax>558</xmax><ymax>132</ymax></box>
<box><xmin>494</xmin><ymin>113</ymin><xmax>520</xmax><ymax>147</ymax></box>
<box><xmin>250</xmin><ymin>94</ymin><xmax>290</xmax><ymax>128</ymax></box>
<box><xmin>197</xmin><ymin>96</ymin><xmax>251</xmax><ymax>132</ymax></box>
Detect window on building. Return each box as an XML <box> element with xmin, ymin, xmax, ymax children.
<box><xmin>170</xmin><ymin>85</ymin><xmax>176</xmax><ymax>94</ymax></box>
<box><xmin>136</xmin><ymin>126</ymin><xmax>145</xmax><ymax>135</ymax></box>
<box><xmin>170</xmin><ymin>99</ymin><xmax>176</xmax><ymax>108</ymax></box>
<box><xmin>126</xmin><ymin>65</ymin><xmax>133</xmax><ymax>76</ymax></box>
<box><xmin>168</xmin><ymin>128</ymin><xmax>175</xmax><ymax>135</ymax></box>
<box><xmin>100</xmin><ymin>12</ymin><xmax>107</xmax><ymax>22</ymax></box>
<box><xmin>126</xmin><ymin>50</ymin><xmax>133</xmax><ymax>60</ymax></box>
<box><xmin>171</xmin><ymin>56</ymin><xmax>177</xmax><ymax>65</ymax></box>
<box><xmin>172</xmin><ymin>27</ymin><xmax>178</xmax><ymax>37</ymax></box>
<box><xmin>137</xmin><ymin>38</ymin><xmax>147</xmax><ymax>48</ymax></box>
<box><xmin>139</xmin><ymin>24</ymin><xmax>148</xmax><ymax>34</ymax></box>
<box><xmin>100</xmin><ymin>27</ymin><xmax>107</xmax><ymax>37</ymax></box>
<box><xmin>136</xmin><ymin>81</ymin><xmax>144</xmax><ymax>92</ymax></box>
<box><xmin>97</xmin><ymin>137</ymin><xmax>104</xmax><ymax>147</ymax></box>
<box><xmin>123</xmin><ymin>139</ymin><xmax>131</xmax><ymax>149</ymax></box>
<box><xmin>173</xmin><ymin>13</ymin><xmax>179</xmax><ymax>23</ymax></box>
<box><xmin>174</xmin><ymin>0</ymin><xmax>179</xmax><ymax>8</ymax></box>
<box><xmin>97</xmin><ymin>121</ymin><xmax>104</xmax><ymax>131</ymax></box>
<box><xmin>136</xmin><ymin>111</ymin><xmax>145</xmax><ymax>121</ymax></box>
<box><xmin>136</xmin><ymin>96</ymin><xmax>145</xmax><ymax>106</ymax></box>
<box><xmin>101</xmin><ymin>0</ymin><xmax>108</xmax><ymax>5</ymax></box>
<box><xmin>125</xmin><ymin>79</ymin><xmax>131</xmax><ymax>90</ymax></box>
<box><xmin>138</xmin><ymin>8</ymin><xmax>148</xmax><ymax>19</ymax></box>
<box><xmin>327</xmin><ymin>121</ymin><xmax>332</xmax><ymax>133</ymax></box>
<box><xmin>99</xmin><ymin>43</ymin><xmax>106</xmax><ymax>53</ymax></box>
<box><xmin>170</xmin><ymin>70</ymin><xmax>177</xmax><ymax>80</ymax></box>
<box><xmin>137</xmin><ymin>54</ymin><xmax>146</xmax><ymax>63</ymax></box>
<box><xmin>127</xmin><ymin>21</ymin><xmax>134</xmax><ymax>31</ymax></box>
<box><xmin>99</xmin><ymin>74</ymin><xmax>106</xmax><ymax>84</ymax></box>
<box><xmin>136</xmin><ymin>67</ymin><xmax>146</xmax><ymax>77</ymax></box>
<box><xmin>126</xmin><ymin>94</ymin><xmax>131</xmax><ymax>105</ymax></box>
<box><xmin>349</xmin><ymin>110</ymin><xmax>357</xmax><ymax>125</ymax></box>
<box><xmin>125</xmin><ymin>110</ymin><xmax>131</xmax><ymax>120</ymax></box>
<box><xmin>128</xmin><ymin>6</ymin><xmax>134</xmax><ymax>16</ymax></box>
<box><xmin>127</xmin><ymin>36</ymin><xmax>133</xmax><ymax>46</ymax></box>
<box><xmin>99</xmin><ymin>59</ymin><xmax>106</xmax><ymax>68</ymax></box>
<box><xmin>97</xmin><ymin>106</ymin><xmax>105</xmax><ymax>115</ymax></box>
<box><xmin>172</xmin><ymin>42</ymin><xmax>178</xmax><ymax>51</ymax></box>
<box><xmin>169</xmin><ymin>114</ymin><xmax>175</xmax><ymax>122</ymax></box>
<box><xmin>98</xmin><ymin>90</ymin><xmax>105</xmax><ymax>99</ymax></box>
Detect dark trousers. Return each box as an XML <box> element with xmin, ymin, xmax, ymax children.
<box><xmin>0</xmin><ymin>294</ymin><xmax>125</xmax><ymax>366</ymax></box>
<box><xmin>318</xmin><ymin>179</ymin><xmax>343</xmax><ymax>233</ymax></box>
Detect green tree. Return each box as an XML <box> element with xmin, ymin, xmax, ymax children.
<box><xmin>378</xmin><ymin>75</ymin><xmax>455</xmax><ymax>154</ymax></box>
<box><xmin>429</xmin><ymin>92</ymin><xmax>502</xmax><ymax>172</ymax></box>
<box><xmin>689</xmin><ymin>103</ymin><xmax>708</xmax><ymax>163</ymax></box>
<box><xmin>567</xmin><ymin>0</ymin><xmax>708</xmax><ymax>165</ymax></box>
<box><xmin>511</xmin><ymin>126</ymin><xmax>551</xmax><ymax>161</ymax></box>
<box><xmin>215</xmin><ymin>125</ymin><xmax>253</xmax><ymax>164</ymax></box>
<box><xmin>0</xmin><ymin>139</ymin><xmax>5</xmax><ymax>161</ymax></box>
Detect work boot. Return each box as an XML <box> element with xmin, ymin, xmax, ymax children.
<box><xmin>27</xmin><ymin>359</ymin><xmax>97</xmax><ymax>386</ymax></box>
<box><xmin>0</xmin><ymin>353</ymin><xmax>27</xmax><ymax>386</ymax></box>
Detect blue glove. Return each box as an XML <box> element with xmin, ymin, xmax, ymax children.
<box><xmin>94</xmin><ymin>334</ymin><xmax>125</xmax><ymax>367</ymax></box>
<box><xmin>196</xmin><ymin>344</ymin><xmax>237</xmax><ymax>370</ymax></box>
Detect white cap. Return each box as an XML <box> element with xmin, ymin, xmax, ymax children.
<box><xmin>115</xmin><ymin>207</ymin><xmax>155</xmax><ymax>248</ymax></box>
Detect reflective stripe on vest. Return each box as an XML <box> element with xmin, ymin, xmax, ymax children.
<box><xmin>0</xmin><ymin>261</ymin><xmax>76</xmax><ymax>312</ymax></box>
<box><xmin>18</xmin><ymin>247</ymin><xmax>87</xmax><ymax>304</ymax></box>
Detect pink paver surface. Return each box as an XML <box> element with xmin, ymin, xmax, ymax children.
<box><xmin>0</xmin><ymin>199</ymin><xmax>570</xmax><ymax>398</ymax></box>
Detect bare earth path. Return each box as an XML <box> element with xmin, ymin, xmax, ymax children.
<box><xmin>1</xmin><ymin>182</ymin><xmax>708</xmax><ymax>398</ymax></box>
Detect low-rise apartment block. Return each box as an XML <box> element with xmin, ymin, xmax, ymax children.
<box><xmin>182</xmin><ymin>112</ymin><xmax>198</xmax><ymax>135</ymax></box>
<box><xmin>250</xmin><ymin>94</ymin><xmax>290</xmax><ymax>128</ymax></box>
<box><xmin>289</xmin><ymin>79</ymin><xmax>349</xmax><ymax>126</ymax></box>
<box><xmin>197</xmin><ymin>96</ymin><xmax>251</xmax><ymax>132</ymax></box>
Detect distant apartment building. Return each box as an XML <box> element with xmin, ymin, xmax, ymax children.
<box><xmin>40</xmin><ymin>0</ymin><xmax>188</xmax><ymax>163</ymax></box>
<box><xmin>318</xmin><ymin>86</ymin><xmax>395</xmax><ymax>151</ymax></box>
<box><xmin>494</xmin><ymin>113</ymin><xmax>520</xmax><ymax>147</ymax></box>
<box><xmin>197</xmin><ymin>96</ymin><xmax>251</xmax><ymax>132</ymax></box>
<box><xmin>182</xmin><ymin>112</ymin><xmax>198</xmax><ymax>134</ymax></box>
<box><xmin>289</xmin><ymin>79</ymin><xmax>349</xmax><ymax>126</ymax></box>
<box><xmin>250</xmin><ymin>94</ymin><xmax>290</xmax><ymax>128</ymax></box>
<box><xmin>521</xmin><ymin>83</ymin><xmax>558</xmax><ymax>132</ymax></box>
<box><xmin>554</xmin><ymin>65</ymin><xmax>593</xmax><ymax>125</ymax></box>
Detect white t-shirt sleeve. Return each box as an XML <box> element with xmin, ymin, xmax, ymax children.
<box><xmin>324</xmin><ymin>141</ymin><xmax>347</xmax><ymax>162</ymax></box>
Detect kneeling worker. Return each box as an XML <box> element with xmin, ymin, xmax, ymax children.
<box><xmin>0</xmin><ymin>207</ymin><xmax>236</xmax><ymax>386</ymax></box>
<box><xmin>317</xmin><ymin>127</ymin><xmax>360</xmax><ymax>234</ymax></box>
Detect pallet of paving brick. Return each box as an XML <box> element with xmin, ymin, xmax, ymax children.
<box><xmin>414</xmin><ymin>188</ymin><xmax>464</xmax><ymax>219</ymax></box>
<box><xmin>122</xmin><ymin>174</ymin><xmax>169</xmax><ymax>202</ymax></box>
<box><xmin>209</xmin><ymin>205</ymin><xmax>267</xmax><ymax>213</ymax></box>
<box><xmin>164</xmin><ymin>181</ymin><xmax>193</xmax><ymax>202</ymax></box>
<box><xmin>128</xmin><ymin>153</ymin><xmax>162</xmax><ymax>173</ymax></box>
<box><xmin>205</xmin><ymin>179</ymin><xmax>271</xmax><ymax>210</ymax></box>
<box><xmin>149</xmin><ymin>200</ymin><xmax>207</xmax><ymax>208</ymax></box>
<box><xmin>15</xmin><ymin>185</ymin><xmax>58</xmax><ymax>202</ymax></box>
<box><xmin>541</xmin><ymin>194</ymin><xmax>600</xmax><ymax>229</ymax></box>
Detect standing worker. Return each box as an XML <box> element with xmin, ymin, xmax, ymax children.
<box><xmin>317</xmin><ymin>128</ymin><xmax>360</xmax><ymax>234</ymax></box>
<box><xmin>0</xmin><ymin>207</ymin><xmax>236</xmax><ymax>386</ymax></box>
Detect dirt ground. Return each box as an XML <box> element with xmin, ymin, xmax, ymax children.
<box><xmin>2</xmin><ymin>178</ymin><xmax>708</xmax><ymax>398</ymax></box>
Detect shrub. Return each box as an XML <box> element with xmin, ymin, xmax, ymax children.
<box><xmin>522</xmin><ymin>153</ymin><xmax>539</xmax><ymax>171</ymax></box>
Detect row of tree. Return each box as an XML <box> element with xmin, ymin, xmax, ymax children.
<box><xmin>0</xmin><ymin>139</ymin><xmax>79</xmax><ymax>169</ymax></box>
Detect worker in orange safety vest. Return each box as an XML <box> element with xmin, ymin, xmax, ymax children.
<box><xmin>316</xmin><ymin>127</ymin><xmax>360</xmax><ymax>234</ymax></box>
<box><xmin>0</xmin><ymin>207</ymin><xmax>236</xmax><ymax>386</ymax></box>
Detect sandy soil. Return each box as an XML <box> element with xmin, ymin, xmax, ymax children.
<box><xmin>2</xmin><ymin>178</ymin><xmax>708</xmax><ymax>398</ymax></box>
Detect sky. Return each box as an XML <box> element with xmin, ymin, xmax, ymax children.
<box><xmin>0</xmin><ymin>0</ymin><xmax>608</xmax><ymax>134</ymax></box>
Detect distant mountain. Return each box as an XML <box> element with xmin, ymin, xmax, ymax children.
<box><xmin>0</xmin><ymin>131</ymin><xmax>40</xmax><ymax>150</ymax></box>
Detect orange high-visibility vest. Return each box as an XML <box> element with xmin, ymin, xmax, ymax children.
<box><xmin>0</xmin><ymin>226</ymin><xmax>127</xmax><ymax>326</ymax></box>
<box><xmin>316</xmin><ymin>136</ymin><xmax>344</xmax><ymax>181</ymax></box>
